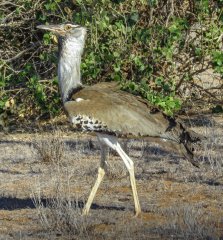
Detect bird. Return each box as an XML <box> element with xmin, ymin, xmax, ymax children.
<box><xmin>37</xmin><ymin>23</ymin><xmax>202</xmax><ymax>217</ymax></box>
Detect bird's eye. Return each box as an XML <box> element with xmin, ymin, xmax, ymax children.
<box><xmin>64</xmin><ymin>25</ymin><xmax>72</xmax><ymax>31</ymax></box>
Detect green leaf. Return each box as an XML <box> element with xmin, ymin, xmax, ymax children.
<box><xmin>130</xmin><ymin>12</ymin><xmax>139</xmax><ymax>23</ymax></box>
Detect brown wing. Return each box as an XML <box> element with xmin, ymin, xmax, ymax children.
<box><xmin>64</xmin><ymin>82</ymin><xmax>171</xmax><ymax>137</ymax></box>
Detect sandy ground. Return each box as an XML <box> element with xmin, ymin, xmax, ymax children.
<box><xmin>0</xmin><ymin>114</ymin><xmax>222</xmax><ymax>239</ymax></box>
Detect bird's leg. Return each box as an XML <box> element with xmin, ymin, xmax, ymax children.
<box><xmin>115</xmin><ymin>143</ymin><xmax>141</xmax><ymax>217</ymax></box>
<box><xmin>97</xmin><ymin>133</ymin><xmax>141</xmax><ymax>217</ymax></box>
<box><xmin>82</xmin><ymin>140</ymin><xmax>108</xmax><ymax>215</ymax></box>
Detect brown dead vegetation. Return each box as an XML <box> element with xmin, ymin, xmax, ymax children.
<box><xmin>0</xmin><ymin>114</ymin><xmax>222</xmax><ymax>239</ymax></box>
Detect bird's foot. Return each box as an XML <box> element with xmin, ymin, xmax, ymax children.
<box><xmin>133</xmin><ymin>210</ymin><xmax>142</xmax><ymax>218</ymax></box>
<box><xmin>82</xmin><ymin>208</ymin><xmax>89</xmax><ymax>216</ymax></box>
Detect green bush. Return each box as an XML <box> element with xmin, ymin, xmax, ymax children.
<box><xmin>0</xmin><ymin>0</ymin><xmax>222</xmax><ymax>127</ymax></box>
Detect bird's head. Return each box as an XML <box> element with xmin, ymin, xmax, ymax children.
<box><xmin>37</xmin><ymin>23</ymin><xmax>87</xmax><ymax>42</ymax></box>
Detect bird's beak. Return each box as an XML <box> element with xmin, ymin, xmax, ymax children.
<box><xmin>37</xmin><ymin>24</ymin><xmax>65</xmax><ymax>35</ymax></box>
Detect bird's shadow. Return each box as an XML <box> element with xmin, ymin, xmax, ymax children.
<box><xmin>0</xmin><ymin>196</ymin><xmax>125</xmax><ymax>212</ymax></box>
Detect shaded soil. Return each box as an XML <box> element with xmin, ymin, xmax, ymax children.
<box><xmin>0</xmin><ymin>114</ymin><xmax>222</xmax><ymax>239</ymax></box>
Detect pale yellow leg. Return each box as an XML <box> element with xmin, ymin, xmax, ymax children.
<box><xmin>96</xmin><ymin>133</ymin><xmax>141</xmax><ymax>216</ymax></box>
<box><xmin>82</xmin><ymin>167</ymin><xmax>105</xmax><ymax>215</ymax></box>
<box><xmin>129</xmin><ymin>169</ymin><xmax>141</xmax><ymax>216</ymax></box>
<box><xmin>117</xmin><ymin>146</ymin><xmax>141</xmax><ymax>216</ymax></box>
<box><xmin>82</xmin><ymin>140</ymin><xmax>108</xmax><ymax>215</ymax></box>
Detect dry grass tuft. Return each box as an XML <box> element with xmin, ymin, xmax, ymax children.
<box><xmin>32</xmin><ymin>193</ymin><xmax>90</xmax><ymax>238</ymax></box>
<box><xmin>34</xmin><ymin>130</ymin><xmax>66</xmax><ymax>165</ymax></box>
<box><xmin>203</xmin><ymin>130</ymin><xmax>223</xmax><ymax>169</ymax></box>
<box><xmin>32</xmin><ymin>132</ymin><xmax>92</xmax><ymax>239</ymax></box>
<box><xmin>158</xmin><ymin>204</ymin><xmax>220</xmax><ymax>240</ymax></box>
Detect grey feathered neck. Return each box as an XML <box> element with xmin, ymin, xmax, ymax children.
<box><xmin>58</xmin><ymin>29</ymin><xmax>86</xmax><ymax>103</ymax></box>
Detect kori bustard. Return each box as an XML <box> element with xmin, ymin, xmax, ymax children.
<box><xmin>37</xmin><ymin>23</ymin><xmax>201</xmax><ymax>216</ymax></box>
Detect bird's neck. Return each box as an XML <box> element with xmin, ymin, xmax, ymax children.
<box><xmin>58</xmin><ymin>36</ymin><xmax>85</xmax><ymax>103</ymax></box>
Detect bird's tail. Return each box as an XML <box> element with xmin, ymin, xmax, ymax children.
<box><xmin>178</xmin><ymin>125</ymin><xmax>203</xmax><ymax>167</ymax></box>
<box><xmin>164</xmin><ymin>117</ymin><xmax>204</xmax><ymax>167</ymax></box>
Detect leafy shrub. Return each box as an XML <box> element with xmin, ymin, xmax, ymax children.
<box><xmin>0</xmin><ymin>0</ymin><xmax>222</xmax><ymax>127</ymax></box>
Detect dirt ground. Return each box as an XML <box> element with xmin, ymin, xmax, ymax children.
<box><xmin>0</xmin><ymin>113</ymin><xmax>222</xmax><ymax>240</ymax></box>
